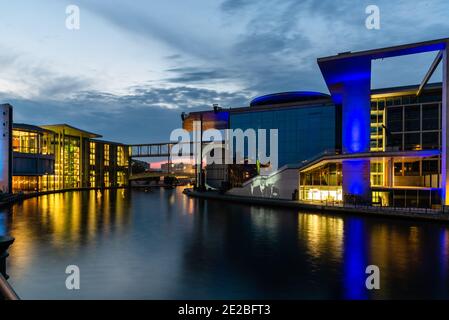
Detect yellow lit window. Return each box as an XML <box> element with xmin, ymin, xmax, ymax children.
<box><xmin>90</xmin><ymin>142</ymin><xmax>96</xmax><ymax>166</ymax></box>
<box><xmin>104</xmin><ymin>145</ymin><xmax>110</xmax><ymax>166</ymax></box>
<box><xmin>104</xmin><ymin>171</ymin><xmax>110</xmax><ymax>187</ymax></box>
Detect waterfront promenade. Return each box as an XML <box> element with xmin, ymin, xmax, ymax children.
<box><xmin>184</xmin><ymin>189</ymin><xmax>449</xmax><ymax>223</ymax></box>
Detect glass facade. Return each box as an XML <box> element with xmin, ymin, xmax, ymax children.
<box><xmin>230</xmin><ymin>104</ymin><xmax>336</xmax><ymax>168</ymax></box>
<box><xmin>12</xmin><ymin>125</ymin><xmax>129</xmax><ymax>193</ymax></box>
<box><xmin>368</xmin><ymin>90</ymin><xmax>441</xmax><ymax>208</ymax></box>
<box><xmin>299</xmin><ymin>163</ymin><xmax>343</xmax><ymax>203</ymax></box>
<box><xmin>298</xmin><ymin>88</ymin><xmax>443</xmax><ymax>209</ymax></box>
<box><xmin>12</xmin><ymin>130</ymin><xmax>39</xmax><ymax>154</ymax></box>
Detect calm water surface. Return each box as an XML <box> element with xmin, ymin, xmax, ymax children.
<box><xmin>1</xmin><ymin>188</ymin><xmax>448</xmax><ymax>299</ymax></box>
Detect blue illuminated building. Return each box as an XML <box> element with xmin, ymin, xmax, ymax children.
<box><xmin>182</xmin><ymin>38</ymin><xmax>449</xmax><ymax>209</ymax></box>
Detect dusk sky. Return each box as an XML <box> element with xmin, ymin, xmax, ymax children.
<box><xmin>1</xmin><ymin>0</ymin><xmax>449</xmax><ymax>144</ymax></box>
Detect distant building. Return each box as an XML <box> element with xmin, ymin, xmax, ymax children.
<box><xmin>161</xmin><ymin>162</ymin><xmax>194</xmax><ymax>174</ymax></box>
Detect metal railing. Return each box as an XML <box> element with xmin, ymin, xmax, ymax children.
<box><xmin>0</xmin><ymin>274</ymin><xmax>19</xmax><ymax>300</ymax></box>
<box><xmin>299</xmin><ymin>199</ymin><xmax>447</xmax><ymax>216</ymax></box>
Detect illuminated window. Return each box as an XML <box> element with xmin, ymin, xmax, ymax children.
<box><xmin>117</xmin><ymin>146</ymin><xmax>127</xmax><ymax>166</ymax></box>
<box><xmin>90</xmin><ymin>142</ymin><xmax>96</xmax><ymax>166</ymax></box>
<box><xmin>12</xmin><ymin>130</ymin><xmax>39</xmax><ymax>154</ymax></box>
<box><xmin>12</xmin><ymin>176</ymin><xmax>39</xmax><ymax>193</ymax></box>
<box><xmin>62</xmin><ymin>136</ymin><xmax>81</xmax><ymax>189</ymax></box>
<box><xmin>104</xmin><ymin>145</ymin><xmax>110</xmax><ymax>166</ymax></box>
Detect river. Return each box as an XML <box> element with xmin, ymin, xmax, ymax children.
<box><xmin>1</xmin><ymin>188</ymin><xmax>448</xmax><ymax>299</ymax></box>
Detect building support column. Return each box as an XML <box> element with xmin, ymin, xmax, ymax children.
<box><xmin>340</xmin><ymin>58</ymin><xmax>372</xmax><ymax>204</ymax></box>
<box><xmin>442</xmin><ymin>44</ymin><xmax>449</xmax><ymax>205</ymax></box>
<box><xmin>387</xmin><ymin>157</ymin><xmax>393</xmax><ymax>188</ymax></box>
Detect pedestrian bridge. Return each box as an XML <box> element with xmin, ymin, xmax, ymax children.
<box><xmin>129</xmin><ymin>171</ymin><xmax>195</xmax><ymax>181</ymax></box>
<box><xmin>129</xmin><ymin>141</ymin><xmax>224</xmax><ymax>158</ymax></box>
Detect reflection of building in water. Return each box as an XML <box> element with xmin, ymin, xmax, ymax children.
<box><xmin>12</xmin><ymin>123</ymin><xmax>130</xmax><ymax>193</ymax></box>
<box><xmin>367</xmin><ymin>225</ymin><xmax>422</xmax><ymax>277</ymax></box>
<box><xmin>297</xmin><ymin>213</ymin><xmax>344</xmax><ymax>260</ymax></box>
<box><xmin>250</xmin><ymin>207</ymin><xmax>280</xmax><ymax>239</ymax></box>
<box><xmin>343</xmin><ymin>218</ymin><xmax>368</xmax><ymax>299</ymax></box>
<box><xmin>0</xmin><ymin>213</ymin><xmax>6</xmax><ymax>236</ymax></box>
<box><xmin>7</xmin><ymin>190</ymin><xmax>132</xmax><ymax>277</ymax></box>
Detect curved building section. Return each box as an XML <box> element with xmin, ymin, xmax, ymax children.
<box><xmin>250</xmin><ymin>91</ymin><xmax>330</xmax><ymax>107</ymax></box>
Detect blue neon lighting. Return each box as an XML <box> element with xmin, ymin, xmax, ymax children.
<box><xmin>342</xmin><ymin>160</ymin><xmax>371</xmax><ymax>200</ymax></box>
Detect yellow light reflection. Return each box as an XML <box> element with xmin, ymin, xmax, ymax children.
<box><xmin>297</xmin><ymin>213</ymin><xmax>344</xmax><ymax>260</ymax></box>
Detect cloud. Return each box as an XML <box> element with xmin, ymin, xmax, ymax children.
<box><xmin>2</xmin><ymin>0</ymin><xmax>449</xmax><ymax>144</ymax></box>
<box><xmin>0</xmin><ymin>46</ymin><xmax>91</xmax><ymax>100</ymax></box>
<box><xmin>5</xmin><ymin>84</ymin><xmax>250</xmax><ymax>144</ymax></box>
<box><xmin>78</xmin><ymin>0</ymin><xmax>224</xmax><ymax>61</ymax></box>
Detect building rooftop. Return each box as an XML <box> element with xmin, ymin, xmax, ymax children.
<box><xmin>318</xmin><ymin>37</ymin><xmax>449</xmax><ymax>62</ymax></box>
<box><xmin>249</xmin><ymin>91</ymin><xmax>330</xmax><ymax>107</ymax></box>
<box><xmin>13</xmin><ymin>123</ymin><xmax>54</xmax><ymax>134</ymax></box>
<box><xmin>39</xmin><ymin>124</ymin><xmax>102</xmax><ymax>138</ymax></box>
<box><xmin>318</xmin><ymin>38</ymin><xmax>449</xmax><ymax>104</ymax></box>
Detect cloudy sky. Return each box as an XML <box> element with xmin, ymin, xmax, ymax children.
<box><xmin>0</xmin><ymin>0</ymin><xmax>449</xmax><ymax>143</ymax></box>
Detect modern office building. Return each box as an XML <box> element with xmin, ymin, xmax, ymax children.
<box><xmin>182</xmin><ymin>38</ymin><xmax>449</xmax><ymax>209</ymax></box>
<box><xmin>12</xmin><ymin>123</ymin><xmax>130</xmax><ymax>193</ymax></box>
<box><xmin>298</xmin><ymin>83</ymin><xmax>442</xmax><ymax>208</ymax></box>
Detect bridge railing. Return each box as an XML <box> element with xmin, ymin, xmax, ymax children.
<box><xmin>130</xmin><ymin>141</ymin><xmax>225</xmax><ymax>158</ymax></box>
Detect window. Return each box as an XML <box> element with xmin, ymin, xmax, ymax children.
<box><xmin>422</xmin><ymin>159</ymin><xmax>438</xmax><ymax>174</ymax></box>
<box><xmin>394</xmin><ymin>161</ymin><xmax>403</xmax><ymax>176</ymax></box>
<box><xmin>404</xmin><ymin>105</ymin><xmax>420</xmax><ymax>131</ymax></box>
<box><xmin>404</xmin><ymin>133</ymin><xmax>420</xmax><ymax>150</ymax></box>
<box><xmin>404</xmin><ymin>161</ymin><xmax>420</xmax><ymax>176</ymax></box>
<box><xmin>422</xmin><ymin>104</ymin><xmax>439</xmax><ymax>130</ymax></box>
<box><xmin>387</xmin><ymin>133</ymin><xmax>402</xmax><ymax>150</ymax></box>
<box><xmin>12</xmin><ymin>130</ymin><xmax>39</xmax><ymax>153</ymax></box>
<box><xmin>117</xmin><ymin>146</ymin><xmax>127</xmax><ymax>166</ymax></box>
<box><xmin>422</xmin><ymin>132</ymin><xmax>439</xmax><ymax>149</ymax></box>
<box><xmin>104</xmin><ymin>145</ymin><xmax>110</xmax><ymax>166</ymax></box>
<box><xmin>387</xmin><ymin>107</ymin><xmax>403</xmax><ymax>132</ymax></box>
<box><xmin>90</xmin><ymin>142</ymin><xmax>96</xmax><ymax>166</ymax></box>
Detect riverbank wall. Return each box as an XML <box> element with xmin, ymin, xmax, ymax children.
<box><xmin>0</xmin><ymin>187</ymin><xmax>128</xmax><ymax>209</ymax></box>
<box><xmin>184</xmin><ymin>189</ymin><xmax>449</xmax><ymax>223</ymax></box>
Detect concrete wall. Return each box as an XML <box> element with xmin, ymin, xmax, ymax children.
<box><xmin>226</xmin><ymin>165</ymin><xmax>299</xmax><ymax>200</ymax></box>
<box><xmin>0</xmin><ymin>104</ymin><xmax>12</xmax><ymax>194</ymax></box>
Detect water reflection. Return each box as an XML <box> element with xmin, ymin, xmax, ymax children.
<box><xmin>343</xmin><ymin>218</ymin><xmax>368</xmax><ymax>299</ymax></box>
<box><xmin>297</xmin><ymin>214</ymin><xmax>344</xmax><ymax>262</ymax></box>
<box><xmin>0</xmin><ymin>188</ymin><xmax>448</xmax><ymax>299</ymax></box>
<box><xmin>0</xmin><ymin>213</ymin><xmax>5</xmax><ymax>235</ymax></box>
